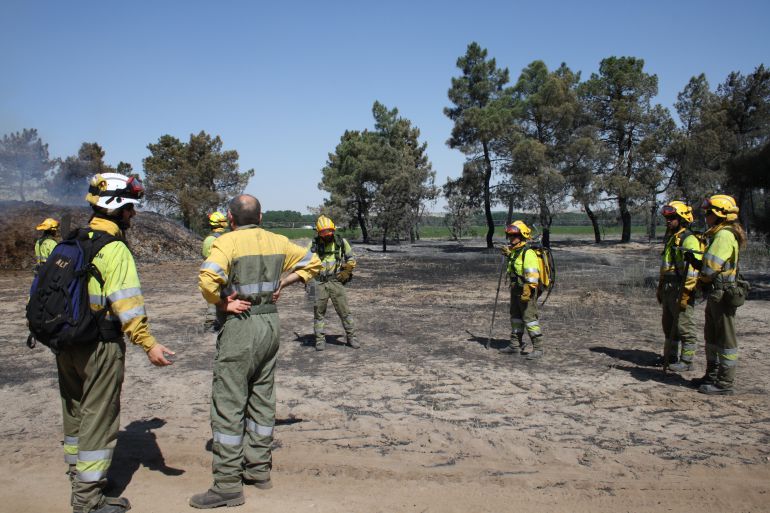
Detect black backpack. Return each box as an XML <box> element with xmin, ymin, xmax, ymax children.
<box><xmin>26</xmin><ymin>229</ymin><xmax>121</xmax><ymax>352</ymax></box>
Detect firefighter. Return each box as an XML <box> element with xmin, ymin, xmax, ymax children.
<box><xmin>202</xmin><ymin>212</ymin><xmax>228</xmax><ymax>258</ymax></box>
<box><xmin>202</xmin><ymin>212</ymin><xmax>228</xmax><ymax>331</ymax></box>
<box><xmin>310</xmin><ymin>215</ymin><xmax>359</xmax><ymax>351</ymax></box>
<box><xmin>687</xmin><ymin>194</ymin><xmax>746</xmax><ymax>395</ymax></box>
<box><xmin>34</xmin><ymin>217</ymin><xmax>59</xmax><ymax>270</ymax></box>
<box><xmin>657</xmin><ymin>201</ymin><xmax>701</xmax><ymax>372</ymax></box>
<box><xmin>499</xmin><ymin>221</ymin><xmax>544</xmax><ymax>360</ymax></box>
<box><xmin>59</xmin><ymin>173</ymin><xmax>174</xmax><ymax>513</ymax></box>
<box><xmin>193</xmin><ymin>194</ymin><xmax>321</xmax><ymax>508</ymax></box>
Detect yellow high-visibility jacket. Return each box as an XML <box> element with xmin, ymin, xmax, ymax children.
<box><xmin>309</xmin><ymin>236</ymin><xmax>356</xmax><ymax>278</ymax></box>
<box><xmin>87</xmin><ymin>217</ymin><xmax>158</xmax><ymax>352</ymax></box>
<box><xmin>199</xmin><ymin>225</ymin><xmax>321</xmax><ymax>308</ymax></box>
<box><xmin>659</xmin><ymin>228</ymin><xmax>702</xmax><ymax>292</ymax></box>
<box><xmin>700</xmin><ymin>224</ymin><xmax>739</xmax><ymax>285</ymax></box>
<box><xmin>507</xmin><ymin>241</ymin><xmax>539</xmax><ymax>287</ymax></box>
<box><xmin>202</xmin><ymin>228</ymin><xmax>227</xmax><ymax>259</ymax></box>
<box><xmin>34</xmin><ymin>235</ymin><xmax>57</xmax><ymax>265</ymax></box>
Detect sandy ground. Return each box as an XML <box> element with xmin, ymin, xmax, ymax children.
<box><xmin>1</xmin><ymin>237</ymin><xmax>769</xmax><ymax>513</ymax></box>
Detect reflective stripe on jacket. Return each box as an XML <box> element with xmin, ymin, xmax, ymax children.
<box><xmin>659</xmin><ymin>228</ymin><xmax>701</xmax><ymax>291</ymax></box>
<box><xmin>507</xmin><ymin>242</ymin><xmax>539</xmax><ymax>286</ymax></box>
<box><xmin>199</xmin><ymin>224</ymin><xmax>322</xmax><ymax>306</ymax></box>
<box><xmin>87</xmin><ymin>217</ymin><xmax>158</xmax><ymax>351</ymax></box>
<box><xmin>34</xmin><ymin>236</ymin><xmax>57</xmax><ymax>264</ymax></box>
<box><xmin>700</xmin><ymin>224</ymin><xmax>739</xmax><ymax>284</ymax></box>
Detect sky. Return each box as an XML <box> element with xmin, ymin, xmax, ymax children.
<box><xmin>2</xmin><ymin>0</ymin><xmax>768</xmax><ymax>213</ymax></box>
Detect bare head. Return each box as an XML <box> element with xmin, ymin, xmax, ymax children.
<box><xmin>228</xmin><ymin>194</ymin><xmax>262</xmax><ymax>227</ymax></box>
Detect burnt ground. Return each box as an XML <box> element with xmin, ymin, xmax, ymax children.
<box><xmin>1</xmin><ymin>237</ymin><xmax>769</xmax><ymax>513</ymax></box>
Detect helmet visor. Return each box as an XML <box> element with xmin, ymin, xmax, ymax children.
<box><xmin>661</xmin><ymin>205</ymin><xmax>678</xmax><ymax>218</ymax></box>
<box><xmin>125</xmin><ymin>175</ymin><xmax>145</xmax><ymax>199</ymax></box>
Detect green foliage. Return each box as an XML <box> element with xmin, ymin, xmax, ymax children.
<box><xmin>444</xmin><ymin>42</ymin><xmax>515</xmax><ymax>248</ymax></box>
<box><xmin>143</xmin><ymin>131</ymin><xmax>254</xmax><ymax>234</ymax></box>
<box><xmin>579</xmin><ymin>56</ymin><xmax>675</xmax><ymax>242</ymax></box>
<box><xmin>320</xmin><ymin>101</ymin><xmax>436</xmax><ymax>249</ymax></box>
<box><xmin>0</xmin><ymin>128</ymin><xmax>55</xmax><ymax>201</ymax></box>
<box><xmin>49</xmin><ymin>142</ymin><xmax>114</xmax><ymax>204</ymax></box>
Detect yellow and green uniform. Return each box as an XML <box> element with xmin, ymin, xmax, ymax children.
<box><xmin>34</xmin><ymin>234</ymin><xmax>57</xmax><ymax>269</ymax></box>
<box><xmin>507</xmin><ymin>241</ymin><xmax>543</xmax><ymax>349</ymax></box>
<box><xmin>202</xmin><ymin>228</ymin><xmax>227</xmax><ymax>327</ymax></box>
<box><xmin>698</xmin><ymin>223</ymin><xmax>740</xmax><ymax>389</ymax></box>
<box><xmin>202</xmin><ymin>228</ymin><xmax>226</xmax><ymax>259</ymax></box>
<box><xmin>309</xmin><ymin>236</ymin><xmax>357</xmax><ymax>347</ymax></box>
<box><xmin>199</xmin><ymin>225</ymin><xmax>320</xmax><ymax>493</ymax></box>
<box><xmin>57</xmin><ymin>216</ymin><xmax>158</xmax><ymax>513</ymax></box>
<box><xmin>659</xmin><ymin>228</ymin><xmax>701</xmax><ymax>365</ymax></box>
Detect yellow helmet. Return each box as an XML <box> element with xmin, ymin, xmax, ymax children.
<box><xmin>505</xmin><ymin>220</ymin><xmax>531</xmax><ymax>239</ymax></box>
<box><xmin>208</xmin><ymin>211</ymin><xmax>227</xmax><ymax>228</ymax></box>
<box><xmin>701</xmin><ymin>194</ymin><xmax>739</xmax><ymax>221</ymax></box>
<box><xmin>36</xmin><ymin>218</ymin><xmax>59</xmax><ymax>232</ymax></box>
<box><xmin>85</xmin><ymin>173</ymin><xmax>144</xmax><ymax>214</ymax></box>
<box><xmin>316</xmin><ymin>215</ymin><xmax>336</xmax><ymax>234</ymax></box>
<box><xmin>661</xmin><ymin>201</ymin><xmax>693</xmax><ymax>223</ymax></box>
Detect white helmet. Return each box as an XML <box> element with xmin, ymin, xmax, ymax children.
<box><xmin>85</xmin><ymin>173</ymin><xmax>145</xmax><ymax>215</ymax></box>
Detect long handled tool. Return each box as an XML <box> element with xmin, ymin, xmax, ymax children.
<box><xmin>486</xmin><ymin>253</ymin><xmax>507</xmax><ymax>349</ymax></box>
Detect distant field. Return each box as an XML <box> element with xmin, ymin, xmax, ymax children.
<box><xmin>269</xmin><ymin>225</ymin><xmax>650</xmax><ymax>240</ymax></box>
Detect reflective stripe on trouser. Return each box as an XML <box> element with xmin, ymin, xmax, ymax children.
<box><xmin>510</xmin><ymin>287</ymin><xmax>543</xmax><ymax>348</ymax></box>
<box><xmin>704</xmin><ymin>296</ymin><xmax>738</xmax><ymax>388</ymax></box>
<box><xmin>57</xmin><ymin>339</ymin><xmax>125</xmax><ymax>513</ymax></box>
<box><xmin>314</xmin><ymin>280</ymin><xmax>355</xmax><ymax>343</ymax></box>
<box><xmin>661</xmin><ymin>286</ymin><xmax>698</xmax><ymax>363</ymax></box>
<box><xmin>211</xmin><ymin>312</ymin><xmax>279</xmax><ymax>493</ymax></box>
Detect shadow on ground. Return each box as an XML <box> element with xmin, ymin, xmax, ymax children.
<box><xmin>107</xmin><ymin>418</ymin><xmax>185</xmax><ymax>496</ymax></box>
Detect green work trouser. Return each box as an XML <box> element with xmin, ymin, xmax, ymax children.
<box><xmin>510</xmin><ymin>285</ymin><xmax>543</xmax><ymax>349</ymax></box>
<box><xmin>314</xmin><ymin>279</ymin><xmax>355</xmax><ymax>344</ymax></box>
<box><xmin>57</xmin><ymin>339</ymin><xmax>126</xmax><ymax>513</ymax></box>
<box><xmin>704</xmin><ymin>290</ymin><xmax>738</xmax><ymax>389</ymax></box>
<box><xmin>660</xmin><ymin>283</ymin><xmax>698</xmax><ymax>364</ymax></box>
<box><xmin>210</xmin><ymin>311</ymin><xmax>279</xmax><ymax>493</ymax></box>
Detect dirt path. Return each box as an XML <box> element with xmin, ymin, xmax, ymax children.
<box><xmin>1</xmin><ymin>238</ymin><xmax>769</xmax><ymax>512</ymax></box>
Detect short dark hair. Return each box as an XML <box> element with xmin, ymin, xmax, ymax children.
<box><xmin>228</xmin><ymin>194</ymin><xmax>261</xmax><ymax>226</ymax></box>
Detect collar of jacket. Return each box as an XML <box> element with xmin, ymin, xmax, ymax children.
<box><xmin>89</xmin><ymin>216</ymin><xmax>123</xmax><ymax>237</ymax></box>
<box><xmin>234</xmin><ymin>224</ymin><xmax>260</xmax><ymax>231</ymax></box>
<box><xmin>510</xmin><ymin>240</ymin><xmax>527</xmax><ymax>251</ymax></box>
<box><xmin>705</xmin><ymin>221</ymin><xmax>729</xmax><ymax>238</ymax></box>
<box><xmin>212</xmin><ymin>227</ymin><xmax>227</xmax><ymax>233</ymax></box>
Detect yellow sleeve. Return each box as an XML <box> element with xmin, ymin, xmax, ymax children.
<box><xmin>199</xmin><ymin>238</ymin><xmax>231</xmax><ymax>304</ymax></box>
<box><xmin>100</xmin><ymin>241</ymin><xmax>158</xmax><ymax>352</ymax></box>
<box><xmin>522</xmin><ymin>249</ymin><xmax>540</xmax><ymax>286</ymax></box>
<box><xmin>282</xmin><ymin>239</ymin><xmax>321</xmax><ymax>283</ymax></box>
<box><xmin>682</xmin><ymin>234</ymin><xmax>701</xmax><ymax>291</ymax></box>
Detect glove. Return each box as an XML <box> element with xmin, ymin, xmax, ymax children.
<box><xmin>520</xmin><ymin>284</ymin><xmax>536</xmax><ymax>303</ymax></box>
<box><xmin>336</xmin><ymin>269</ymin><xmax>352</xmax><ymax>284</ymax></box>
<box><xmin>656</xmin><ymin>284</ymin><xmax>663</xmax><ymax>304</ymax></box>
<box><xmin>678</xmin><ymin>290</ymin><xmax>691</xmax><ymax>311</ymax></box>
<box><xmin>500</xmin><ymin>246</ymin><xmax>512</xmax><ymax>257</ymax></box>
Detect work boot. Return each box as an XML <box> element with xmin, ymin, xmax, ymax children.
<box><xmin>243</xmin><ymin>476</ymin><xmax>272</xmax><ymax>490</ymax></box>
<box><xmin>189</xmin><ymin>489</ymin><xmax>244</xmax><ymax>509</ymax></box>
<box><xmin>89</xmin><ymin>497</ymin><xmax>131</xmax><ymax>513</ymax></box>
<box><xmin>499</xmin><ymin>344</ymin><xmax>519</xmax><ymax>354</ymax></box>
<box><xmin>315</xmin><ymin>340</ymin><xmax>325</xmax><ymax>351</ymax></box>
<box><xmin>698</xmin><ymin>383</ymin><xmax>734</xmax><ymax>396</ymax></box>
<box><xmin>347</xmin><ymin>337</ymin><xmax>360</xmax><ymax>349</ymax></box>
<box><xmin>689</xmin><ymin>374</ymin><xmax>715</xmax><ymax>388</ymax></box>
<box><xmin>668</xmin><ymin>362</ymin><xmax>692</xmax><ymax>372</ymax></box>
<box><xmin>526</xmin><ymin>349</ymin><xmax>544</xmax><ymax>360</ymax></box>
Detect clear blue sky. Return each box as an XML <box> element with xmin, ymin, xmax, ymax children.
<box><xmin>2</xmin><ymin>0</ymin><xmax>768</xmax><ymax>213</ymax></box>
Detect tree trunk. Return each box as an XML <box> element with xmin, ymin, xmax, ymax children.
<box><xmin>506</xmin><ymin>194</ymin><xmax>514</xmax><ymax>225</ymax></box>
<box><xmin>409</xmin><ymin>226</ymin><xmax>416</xmax><ymax>243</ymax></box>
<box><xmin>482</xmin><ymin>142</ymin><xmax>495</xmax><ymax>248</ymax></box>
<box><xmin>539</xmin><ymin>201</ymin><xmax>552</xmax><ymax>248</ymax></box>
<box><xmin>647</xmin><ymin>195</ymin><xmax>658</xmax><ymax>241</ymax></box>
<box><xmin>382</xmin><ymin>231</ymin><xmax>387</xmax><ymax>252</ymax></box>
<box><xmin>584</xmin><ymin>202</ymin><xmax>601</xmax><ymax>243</ymax></box>
<box><xmin>619</xmin><ymin>196</ymin><xmax>631</xmax><ymax>243</ymax></box>
<box><xmin>357</xmin><ymin>207</ymin><xmax>369</xmax><ymax>243</ymax></box>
